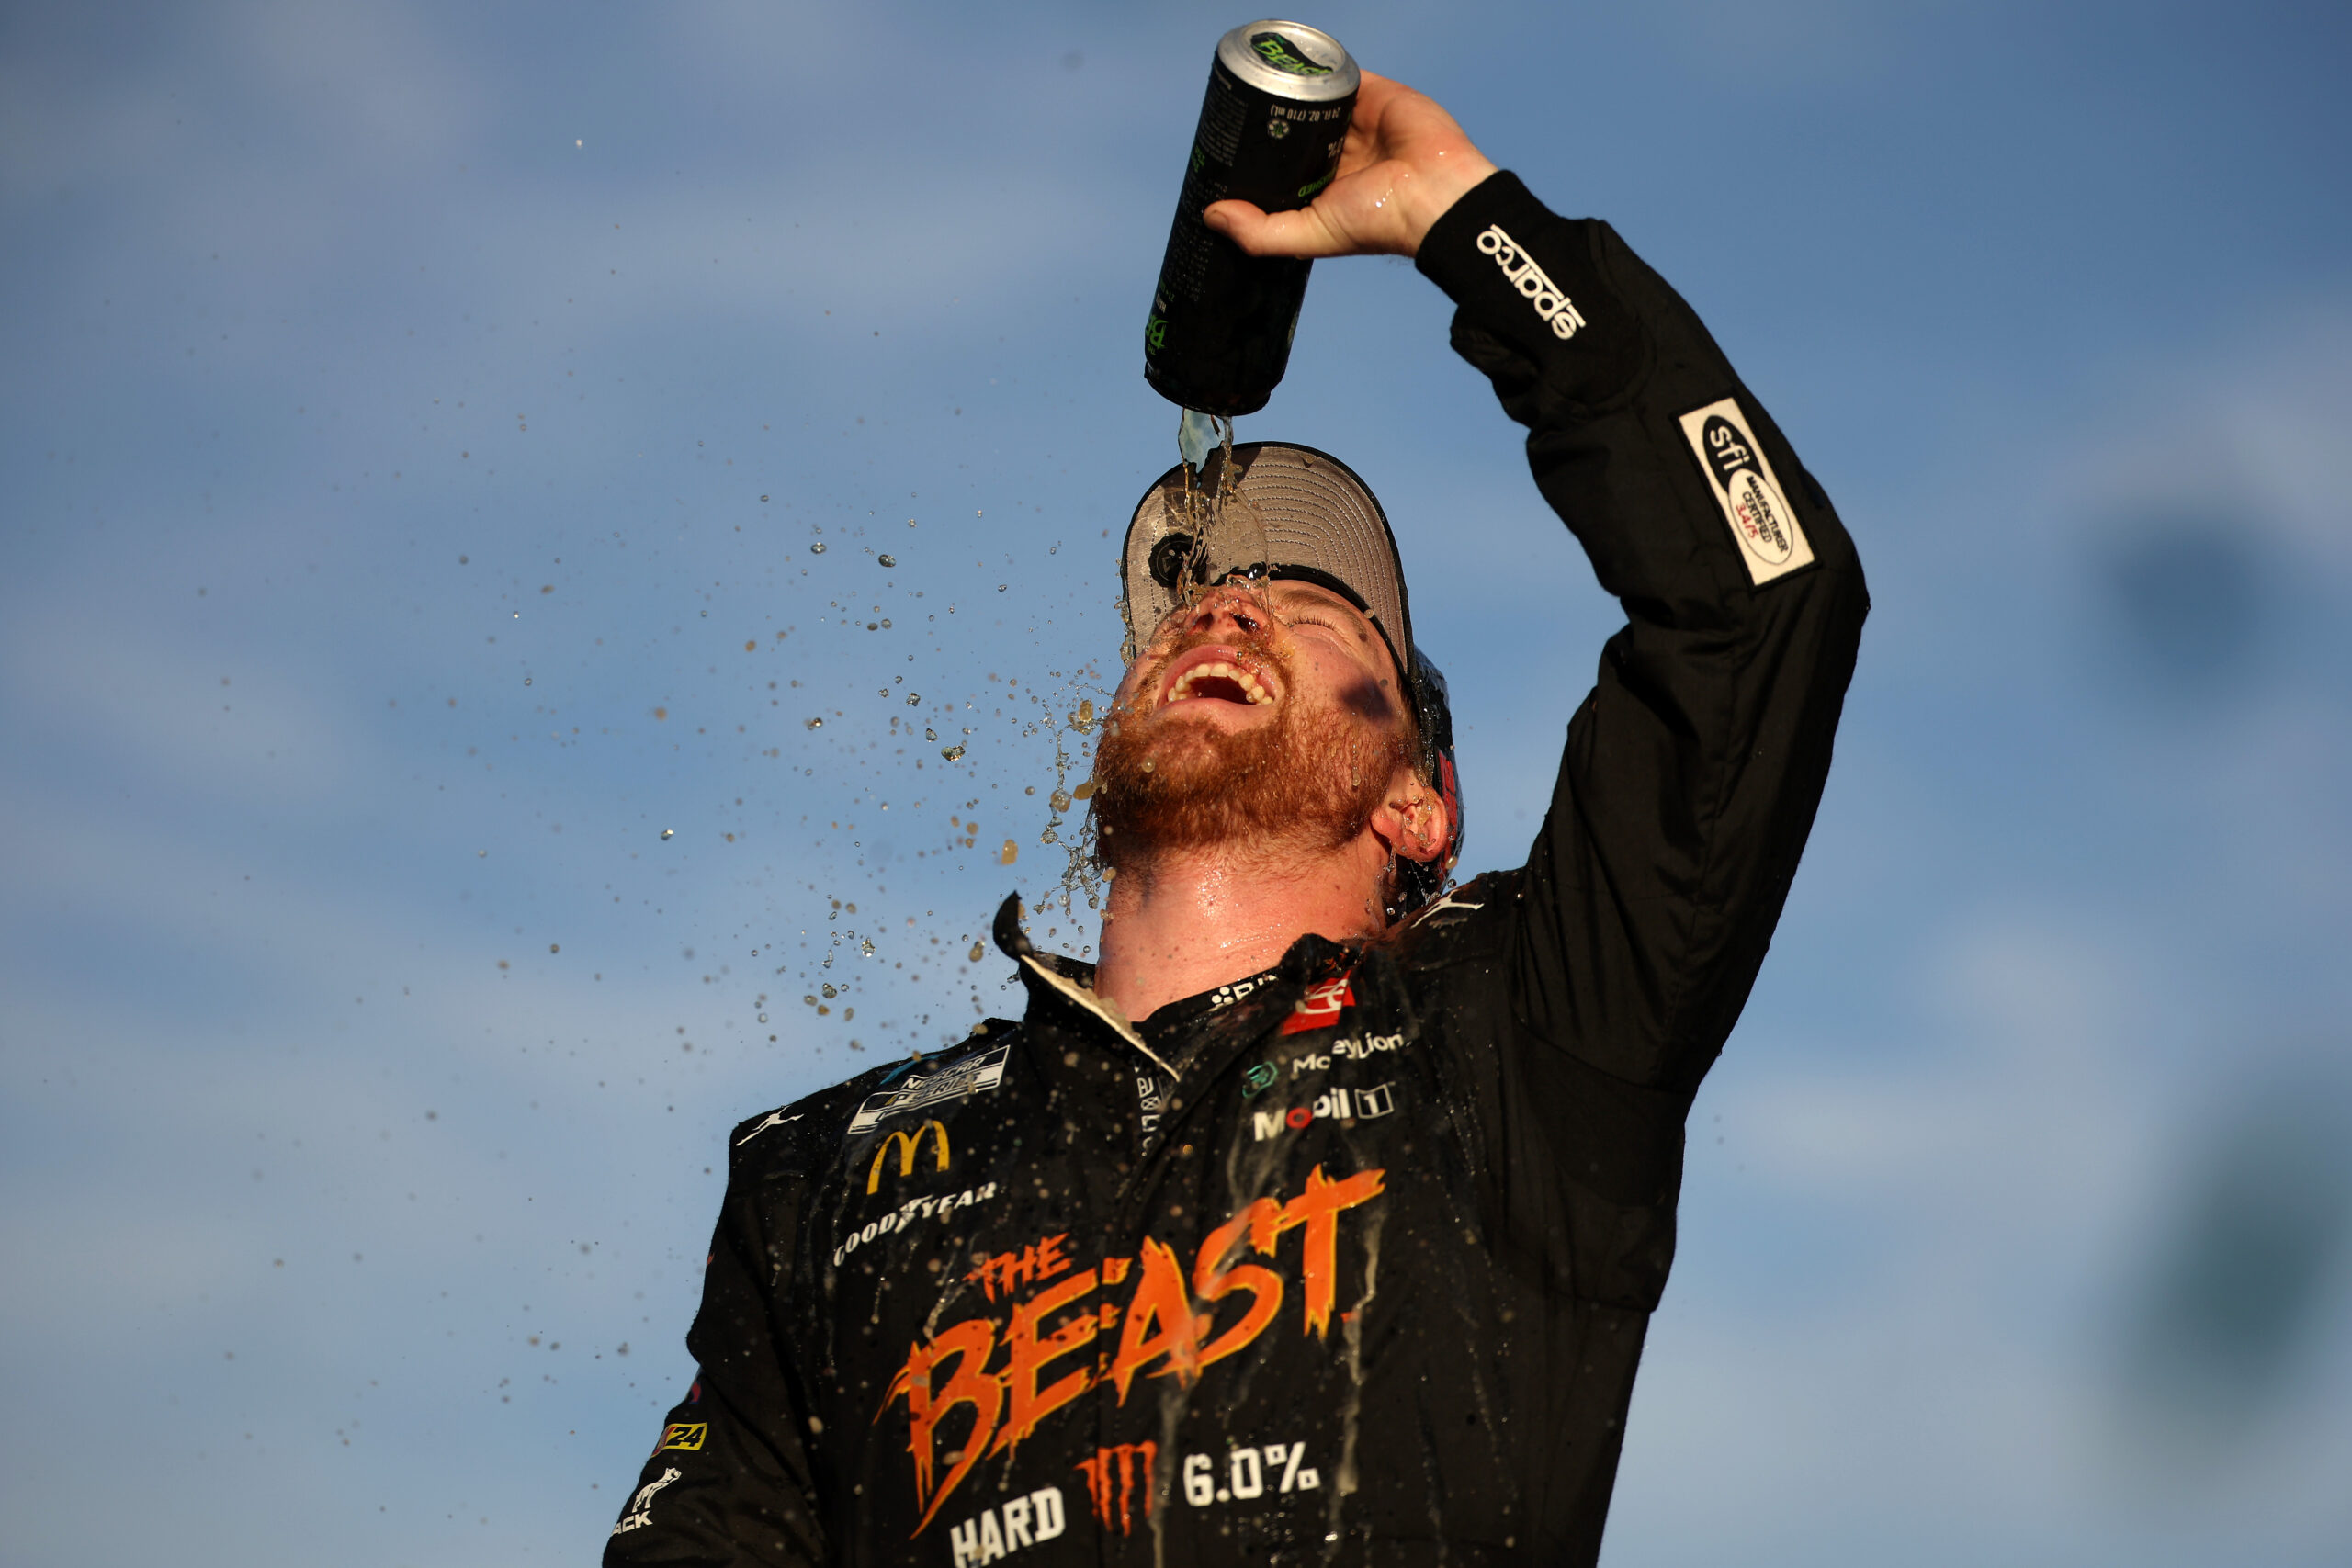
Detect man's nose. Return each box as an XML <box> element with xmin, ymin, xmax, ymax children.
<box><xmin>1182</xmin><ymin>585</ymin><xmax>1267</xmax><ymax>637</ymax></box>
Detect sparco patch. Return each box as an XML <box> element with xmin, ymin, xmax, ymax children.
<box><xmin>1475</xmin><ymin>223</ymin><xmax>1587</xmax><ymax>341</ymax></box>
<box><xmin>1678</xmin><ymin>397</ymin><xmax>1815</xmax><ymax>585</ymax></box>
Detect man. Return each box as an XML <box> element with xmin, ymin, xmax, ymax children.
<box><xmin>606</xmin><ymin>73</ymin><xmax>1865</xmax><ymax>1566</ymax></box>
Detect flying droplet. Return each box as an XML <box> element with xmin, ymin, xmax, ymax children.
<box><xmin>1140</xmin><ymin>759</ymin><xmax>1155</xmax><ymax>773</ymax></box>
<box><xmin>907</xmin><ymin>694</ymin><xmax>921</xmax><ymax>706</ymax></box>
<box><xmin>999</xmin><ymin>839</ymin><xmax>1018</xmax><ymax>865</ymax></box>
<box><xmin>968</xmin><ymin>942</ymin><xmax>985</xmax><ymax>963</ymax></box>
<box><xmin>821</xmin><ymin>983</ymin><xmax>837</xmax><ymax>998</ymax></box>
<box><xmin>806</xmin><ymin>716</ymin><xmax>823</xmax><ymax>729</ymax></box>
<box><xmin>942</xmin><ymin>744</ymin><xmax>964</xmax><ymax>761</ymax></box>
<box><xmin>860</xmin><ymin>940</ymin><xmax>875</xmax><ymax>956</ymax></box>
<box><xmin>810</xmin><ymin>542</ymin><xmax>827</xmax><ymax>555</ymax></box>
<box><xmin>1072</xmin><ymin>780</ymin><xmax>1096</xmax><ymax>800</ymax></box>
<box><xmin>756</xmin><ymin>1012</ymin><xmax>768</xmax><ymax>1022</ymax></box>
<box><xmin>760</xmin><ymin>494</ymin><xmax>770</xmax><ymax>502</ymax></box>
<box><xmin>1049</xmin><ymin>789</ymin><xmax>1072</xmax><ymax>813</ymax></box>
<box><xmin>878</xmin><ymin>554</ymin><xmax>897</xmax><ymax>568</ymax></box>
<box><xmin>660</xmin><ymin>829</ymin><xmax>674</xmax><ymax>840</ymax></box>
<box><xmin>924</xmin><ymin>728</ymin><xmax>937</xmax><ymax>740</ymax></box>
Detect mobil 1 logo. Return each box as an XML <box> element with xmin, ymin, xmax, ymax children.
<box><xmin>1679</xmin><ymin>397</ymin><xmax>1815</xmax><ymax>586</ymax></box>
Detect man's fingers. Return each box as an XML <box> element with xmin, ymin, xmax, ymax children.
<box><xmin>1202</xmin><ymin>200</ymin><xmax>1348</xmax><ymax>259</ymax></box>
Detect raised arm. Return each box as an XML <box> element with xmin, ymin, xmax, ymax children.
<box><xmin>1216</xmin><ymin>73</ymin><xmax>1867</xmax><ymax>1105</ymax></box>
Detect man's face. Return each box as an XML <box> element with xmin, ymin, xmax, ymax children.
<box><xmin>1090</xmin><ymin>577</ymin><xmax>1413</xmax><ymax>862</ymax></box>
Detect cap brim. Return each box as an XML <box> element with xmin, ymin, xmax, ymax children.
<box><xmin>1119</xmin><ymin>443</ymin><xmax>1413</xmax><ymax>674</ymax></box>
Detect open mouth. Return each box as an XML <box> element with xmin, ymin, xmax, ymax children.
<box><xmin>1159</xmin><ymin>649</ymin><xmax>1276</xmax><ymax>710</ymax></box>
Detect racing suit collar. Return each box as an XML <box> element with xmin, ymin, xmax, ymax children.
<box><xmin>990</xmin><ymin>891</ymin><xmax>1361</xmax><ymax>1070</ymax></box>
<box><xmin>991</xmin><ymin>892</ymin><xmax>1175</xmax><ymax>1077</ymax></box>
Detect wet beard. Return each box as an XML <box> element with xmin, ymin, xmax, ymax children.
<box><xmin>1090</xmin><ymin>667</ymin><xmax>1402</xmax><ymax>868</ymax></box>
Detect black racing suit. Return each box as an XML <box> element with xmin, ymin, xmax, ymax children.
<box><xmin>605</xmin><ymin>172</ymin><xmax>1868</xmax><ymax>1567</ymax></box>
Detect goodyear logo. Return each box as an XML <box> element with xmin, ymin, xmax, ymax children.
<box><xmin>657</xmin><ymin>1422</ymin><xmax>707</xmax><ymax>1453</ymax></box>
<box><xmin>868</xmin><ymin>1119</ymin><xmax>951</xmax><ymax>1193</ymax></box>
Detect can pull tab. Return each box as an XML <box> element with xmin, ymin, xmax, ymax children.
<box><xmin>1178</xmin><ymin>408</ymin><xmax>1226</xmax><ymax>473</ymax></box>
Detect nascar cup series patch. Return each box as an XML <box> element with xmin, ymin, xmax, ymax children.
<box><xmin>1679</xmin><ymin>398</ymin><xmax>1815</xmax><ymax>586</ymax></box>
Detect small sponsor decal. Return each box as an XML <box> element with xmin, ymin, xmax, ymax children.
<box><xmin>847</xmin><ymin>1043</ymin><xmax>1009</xmax><ymax>1135</ymax></box>
<box><xmin>1280</xmin><ymin>975</ymin><xmax>1355</xmax><ymax>1035</ymax></box>
<box><xmin>1475</xmin><ymin>224</ymin><xmax>1587</xmax><ymax>341</ymax></box>
<box><xmin>948</xmin><ymin>1487</ymin><xmax>1066</xmax><ymax>1567</ymax></box>
<box><xmin>734</xmin><ymin>1109</ymin><xmax>804</xmax><ymax>1146</ymax></box>
<box><xmin>831</xmin><ymin>1180</ymin><xmax>1000</xmax><ymax>1269</ymax></box>
<box><xmin>657</xmin><ymin>1422</ymin><xmax>707</xmax><ymax>1453</ymax></box>
<box><xmin>1135</xmin><ymin>1071</ymin><xmax>1164</xmax><ymax>1139</ymax></box>
<box><xmin>1206</xmin><ymin>970</ymin><xmax>1278</xmax><ymax>1012</ymax></box>
<box><xmin>1678</xmin><ymin>398</ymin><xmax>1815</xmax><ymax>585</ymax></box>
<box><xmin>1251</xmin><ymin>1083</ymin><xmax>1398</xmax><ymax>1141</ymax></box>
<box><xmin>1241</xmin><ymin>1062</ymin><xmax>1278</xmax><ymax>1099</ymax></box>
<box><xmin>1414</xmin><ymin>890</ymin><xmax>1483</xmax><ymax>922</ymax></box>
<box><xmin>612</xmin><ymin>1467</ymin><xmax>681</xmax><ymax>1536</ymax></box>
<box><xmin>1290</xmin><ymin>1034</ymin><xmax>1409</xmax><ymax>1076</ymax></box>
<box><xmin>868</xmin><ymin>1120</ymin><xmax>952</xmax><ymax>1193</ymax></box>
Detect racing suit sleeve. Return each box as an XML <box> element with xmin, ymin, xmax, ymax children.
<box><xmin>605</xmin><ymin>1134</ymin><xmax>828</xmax><ymax>1566</ymax></box>
<box><xmin>1415</xmin><ymin>173</ymin><xmax>1868</xmax><ymax>1303</ymax></box>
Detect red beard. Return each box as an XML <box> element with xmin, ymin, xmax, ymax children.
<box><xmin>1090</xmin><ymin>637</ymin><xmax>1404</xmax><ymax>866</ymax></box>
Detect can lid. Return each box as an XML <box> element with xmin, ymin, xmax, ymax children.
<box><xmin>1216</xmin><ymin>20</ymin><xmax>1359</xmax><ymax>102</ymax></box>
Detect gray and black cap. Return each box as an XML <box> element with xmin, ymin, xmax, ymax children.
<box><xmin>1117</xmin><ymin>441</ymin><xmax>1464</xmax><ymax>914</ymax></box>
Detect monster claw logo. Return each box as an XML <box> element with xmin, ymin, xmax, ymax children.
<box><xmin>1078</xmin><ymin>1442</ymin><xmax>1159</xmax><ymax>1535</ymax></box>
<box><xmin>880</xmin><ymin>1165</ymin><xmax>1385</xmax><ymax>1534</ymax></box>
<box><xmin>867</xmin><ymin>1119</ymin><xmax>951</xmax><ymax>1193</ymax></box>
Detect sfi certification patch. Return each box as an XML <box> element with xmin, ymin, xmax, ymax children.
<box><xmin>1679</xmin><ymin>397</ymin><xmax>1815</xmax><ymax>585</ymax></box>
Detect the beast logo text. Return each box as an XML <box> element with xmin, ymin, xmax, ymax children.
<box><xmin>879</xmin><ymin>1164</ymin><xmax>1385</xmax><ymax>1533</ymax></box>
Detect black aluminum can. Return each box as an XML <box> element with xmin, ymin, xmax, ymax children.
<box><xmin>1144</xmin><ymin>21</ymin><xmax>1360</xmax><ymax>417</ymax></box>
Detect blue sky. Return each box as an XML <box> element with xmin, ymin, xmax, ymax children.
<box><xmin>4</xmin><ymin>2</ymin><xmax>2349</xmax><ymax>1562</ymax></box>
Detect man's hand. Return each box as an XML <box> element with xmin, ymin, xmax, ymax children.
<box><xmin>1204</xmin><ymin>72</ymin><xmax>1498</xmax><ymax>262</ymax></box>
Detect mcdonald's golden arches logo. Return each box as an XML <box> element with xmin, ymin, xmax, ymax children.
<box><xmin>868</xmin><ymin>1119</ymin><xmax>951</xmax><ymax>1192</ymax></box>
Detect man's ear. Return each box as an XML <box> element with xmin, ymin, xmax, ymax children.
<box><xmin>1372</xmin><ymin>764</ymin><xmax>1452</xmax><ymax>865</ymax></box>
